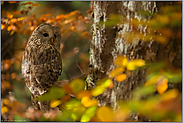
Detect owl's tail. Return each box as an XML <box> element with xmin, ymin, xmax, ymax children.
<box><xmin>31</xmin><ymin>94</ymin><xmax>50</xmax><ymax>113</ymax></box>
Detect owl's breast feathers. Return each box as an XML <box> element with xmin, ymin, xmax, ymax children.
<box><xmin>22</xmin><ymin>44</ymin><xmax>62</xmax><ymax>96</ymax></box>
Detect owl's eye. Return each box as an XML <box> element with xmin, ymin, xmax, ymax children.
<box><xmin>54</xmin><ymin>35</ymin><xmax>56</xmax><ymax>39</ymax></box>
<box><xmin>43</xmin><ymin>33</ymin><xmax>49</xmax><ymax>37</ymax></box>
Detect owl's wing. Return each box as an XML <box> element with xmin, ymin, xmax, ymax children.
<box><xmin>33</xmin><ymin>46</ymin><xmax>62</xmax><ymax>92</ymax></box>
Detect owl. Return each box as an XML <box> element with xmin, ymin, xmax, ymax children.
<box><xmin>21</xmin><ymin>23</ymin><xmax>62</xmax><ymax>113</ymax></box>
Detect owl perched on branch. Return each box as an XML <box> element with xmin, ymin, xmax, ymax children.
<box><xmin>22</xmin><ymin>23</ymin><xmax>62</xmax><ymax>113</ymax></box>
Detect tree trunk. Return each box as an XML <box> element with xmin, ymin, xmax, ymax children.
<box><xmin>88</xmin><ymin>1</ymin><xmax>181</xmax><ymax>120</ymax></box>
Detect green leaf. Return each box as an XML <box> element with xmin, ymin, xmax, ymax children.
<box><xmin>81</xmin><ymin>106</ymin><xmax>98</xmax><ymax>122</ymax></box>
<box><xmin>36</xmin><ymin>87</ymin><xmax>66</xmax><ymax>101</ymax></box>
<box><xmin>163</xmin><ymin>71</ymin><xmax>182</xmax><ymax>83</ymax></box>
<box><xmin>132</xmin><ymin>85</ymin><xmax>156</xmax><ymax>100</ymax></box>
<box><xmin>69</xmin><ymin>78</ymin><xmax>85</xmax><ymax>94</ymax></box>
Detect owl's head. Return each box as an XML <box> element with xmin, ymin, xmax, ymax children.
<box><xmin>31</xmin><ymin>23</ymin><xmax>61</xmax><ymax>49</ymax></box>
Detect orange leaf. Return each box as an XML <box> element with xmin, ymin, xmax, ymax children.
<box><xmin>109</xmin><ymin>67</ymin><xmax>125</xmax><ymax>78</ymax></box>
<box><xmin>6</xmin><ymin>12</ymin><xmax>13</xmax><ymax>19</ymax></box>
<box><xmin>32</xmin><ymin>4</ymin><xmax>41</xmax><ymax>7</ymax></box>
<box><xmin>97</xmin><ymin>106</ymin><xmax>114</xmax><ymax>121</ymax></box>
<box><xmin>157</xmin><ymin>76</ymin><xmax>168</xmax><ymax>94</ymax></box>
<box><xmin>116</xmin><ymin>74</ymin><xmax>127</xmax><ymax>82</ymax></box>
<box><xmin>13</xmin><ymin>11</ymin><xmax>21</xmax><ymax>14</ymax></box>
<box><xmin>108</xmin><ymin>82</ymin><xmax>114</xmax><ymax>89</ymax></box>
<box><xmin>7</xmin><ymin>25</ymin><xmax>13</xmax><ymax>31</ymax></box>
<box><xmin>61</xmin><ymin>95</ymin><xmax>71</xmax><ymax>102</ymax></box>
<box><xmin>81</xmin><ymin>97</ymin><xmax>98</xmax><ymax>107</ymax></box>
<box><xmin>8</xmin><ymin>1</ymin><xmax>17</xmax><ymax>4</ymax></box>
<box><xmin>30</xmin><ymin>26</ymin><xmax>35</xmax><ymax>31</ymax></box>
<box><xmin>62</xmin><ymin>83</ymin><xmax>73</xmax><ymax>94</ymax></box>
<box><xmin>10</xmin><ymin>18</ymin><xmax>17</xmax><ymax>23</ymax></box>
<box><xmin>76</xmin><ymin>90</ymin><xmax>92</xmax><ymax>98</ymax></box>
<box><xmin>1</xmin><ymin>1</ymin><xmax>4</xmax><ymax>4</ymax></box>
<box><xmin>26</xmin><ymin>2</ymin><xmax>33</xmax><ymax>5</ymax></box>
<box><xmin>56</xmin><ymin>14</ymin><xmax>65</xmax><ymax>20</ymax></box>
<box><xmin>11</xmin><ymin>73</ymin><xmax>16</xmax><ymax>79</ymax></box>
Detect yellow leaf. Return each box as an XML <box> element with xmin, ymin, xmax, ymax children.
<box><xmin>97</xmin><ymin>106</ymin><xmax>114</xmax><ymax>121</ymax></box>
<box><xmin>157</xmin><ymin>76</ymin><xmax>168</xmax><ymax>94</ymax></box>
<box><xmin>114</xmin><ymin>55</ymin><xmax>128</xmax><ymax>67</ymax></box>
<box><xmin>17</xmin><ymin>16</ymin><xmax>27</xmax><ymax>21</ymax></box>
<box><xmin>1</xmin><ymin>106</ymin><xmax>8</xmax><ymax>114</ymax></box>
<box><xmin>109</xmin><ymin>67</ymin><xmax>125</xmax><ymax>78</ymax></box>
<box><xmin>1</xmin><ymin>24</ymin><xmax>5</xmax><ymax>30</ymax></box>
<box><xmin>116</xmin><ymin>74</ymin><xmax>127</xmax><ymax>82</ymax></box>
<box><xmin>145</xmin><ymin>75</ymin><xmax>161</xmax><ymax>86</ymax></box>
<box><xmin>10</xmin><ymin>31</ymin><xmax>15</xmax><ymax>35</ymax></box>
<box><xmin>50</xmin><ymin>100</ymin><xmax>61</xmax><ymax>108</ymax></box>
<box><xmin>161</xmin><ymin>89</ymin><xmax>179</xmax><ymax>101</ymax></box>
<box><xmin>81</xmin><ymin>97</ymin><xmax>98</xmax><ymax>107</ymax></box>
<box><xmin>127</xmin><ymin>59</ymin><xmax>145</xmax><ymax>70</ymax></box>
<box><xmin>92</xmin><ymin>85</ymin><xmax>106</xmax><ymax>97</ymax></box>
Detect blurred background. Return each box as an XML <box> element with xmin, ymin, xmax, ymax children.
<box><xmin>1</xmin><ymin>1</ymin><xmax>92</xmax><ymax>121</ymax></box>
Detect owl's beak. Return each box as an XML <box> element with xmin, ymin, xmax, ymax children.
<box><xmin>49</xmin><ymin>38</ymin><xmax>54</xmax><ymax>44</ymax></box>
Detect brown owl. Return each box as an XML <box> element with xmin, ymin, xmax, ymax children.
<box><xmin>22</xmin><ymin>23</ymin><xmax>62</xmax><ymax>113</ymax></box>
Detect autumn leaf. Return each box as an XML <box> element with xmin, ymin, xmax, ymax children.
<box><xmin>32</xmin><ymin>4</ymin><xmax>41</xmax><ymax>7</ymax></box>
<box><xmin>69</xmin><ymin>78</ymin><xmax>85</xmax><ymax>94</ymax></box>
<box><xmin>145</xmin><ymin>74</ymin><xmax>161</xmax><ymax>86</ymax></box>
<box><xmin>156</xmin><ymin>76</ymin><xmax>168</xmax><ymax>94</ymax></box>
<box><xmin>50</xmin><ymin>100</ymin><xmax>62</xmax><ymax>108</ymax></box>
<box><xmin>76</xmin><ymin>90</ymin><xmax>92</xmax><ymax>98</ymax></box>
<box><xmin>81</xmin><ymin>106</ymin><xmax>98</xmax><ymax>122</ymax></box>
<box><xmin>7</xmin><ymin>25</ymin><xmax>14</xmax><ymax>31</ymax></box>
<box><xmin>13</xmin><ymin>11</ymin><xmax>21</xmax><ymax>14</ymax></box>
<box><xmin>6</xmin><ymin>12</ymin><xmax>13</xmax><ymax>19</ymax></box>
<box><xmin>62</xmin><ymin>83</ymin><xmax>73</xmax><ymax>94</ymax></box>
<box><xmin>109</xmin><ymin>67</ymin><xmax>125</xmax><ymax>78</ymax></box>
<box><xmin>127</xmin><ymin>59</ymin><xmax>146</xmax><ymax>70</ymax></box>
<box><xmin>81</xmin><ymin>96</ymin><xmax>98</xmax><ymax>107</ymax></box>
<box><xmin>8</xmin><ymin>1</ymin><xmax>17</xmax><ymax>4</ymax></box>
<box><xmin>114</xmin><ymin>55</ymin><xmax>128</xmax><ymax>67</ymax></box>
<box><xmin>116</xmin><ymin>74</ymin><xmax>127</xmax><ymax>82</ymax></box>
<box><xmin>91</xmin><ymin>85</ymin><xmax>106</xmax><ymax>97</ymax></box>
<box><xmin>97</xmin><ymin>106</ymin><xmax>114</xmax><ymax>121</ymax></box>
<box><xmin>1</xmin><ymin>24</ymin><xmax>5</xmax><ymax>30</ymax></box>
<box><xmin>161</xmin><ymin>89</ymin><xmax>179</xmax><ymax>101</ymax></box>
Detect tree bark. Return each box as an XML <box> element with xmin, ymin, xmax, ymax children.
<box><xmin>88</xmin><ymin>1</ymin><xmax>181</xmax><ymax>121</ymax></box>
